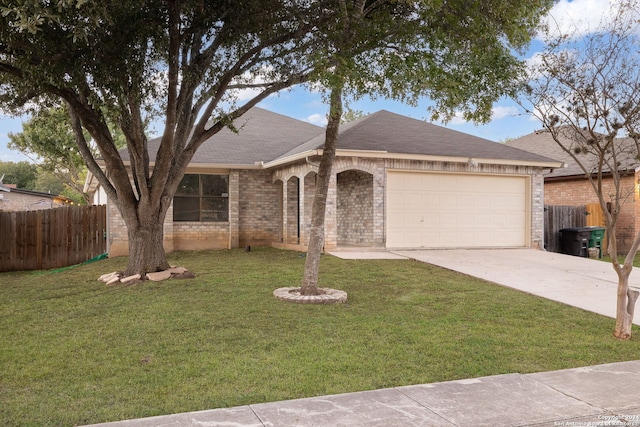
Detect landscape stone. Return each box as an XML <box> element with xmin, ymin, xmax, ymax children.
<box><xmin>120</xmin><ymin>274</ymin><xmax>141</xmax><ymax>284</ymax></box>
<box><xmin>98</xmin><ymin>272</ymin><xmax>118</xmax><ymax>282</ymax></box>
<box><xmin>146</xmin><ymin>270</ymin><xmax>172</xmax><ymax>281</ymax></box>
<box><xmin>106</xmin><ymin>275</ymin><xmax>121</xmax><ymax>286</ymax></box>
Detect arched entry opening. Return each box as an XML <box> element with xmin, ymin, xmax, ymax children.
<box><xmin>336</xmin><ymin>169</ymin><xmax>374</xmax><ymax>247</ymax></box>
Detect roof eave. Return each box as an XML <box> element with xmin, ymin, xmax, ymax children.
<box><xmin>334</xmin><ymin>150</ymin><xmax>563</xmax><ymax>169</ymax></box>
<box><xmin>264</xmin><ymin>149</ymin><xmax>564</xmax><ymax>169</ymax></box>
<box><xmin>98</xmin><ymin>150</ymin><xmax>564</xmax><ymax>175</ymax></box>
<box><xmin>101</xmin><ymin>159</ymin><xmax>264</xmax><ymax>170</ymax></box>
<box><xmin>262</xmin><ymin>150</ymin><xmax>323</xmax><ymax>168</ymax></box>
<box><xmin>83</xmin><ymin>170</ymin><xmax>98</xmax><ymax>194</ymax></box>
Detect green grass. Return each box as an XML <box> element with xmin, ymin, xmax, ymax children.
<box><xmin>1</xmin><ymin>247</ymin><xmax>639</xmax><ymax>426</ymax></box>
<box><xmin>602</xmin><ymin>252</ymin><xmax>640</xmax><ymax>267</ymax></box>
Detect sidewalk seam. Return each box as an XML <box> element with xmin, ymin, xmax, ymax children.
<box><xmin>248</xmin><ymin>405</ymin><xmax>267</xmax><ymax>427</ymax></box>
<box><xmin>393</xmin><ymin>387</ymin><xmax>460</xmax><ymax>427</ymax></box>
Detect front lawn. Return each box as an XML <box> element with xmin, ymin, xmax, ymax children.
<box><xmin>1</xmin><ymin>247</ymin><xmax>638</xmax><ymax>426</ymax></box>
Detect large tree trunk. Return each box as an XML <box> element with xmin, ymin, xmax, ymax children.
<box><xmin>300</xmin><ymin>84</ymin><xmax>343</xmax><ymax>296</ymax></box>
<box><xmin>119</xmin><ymin>197</ymin><xmax>172</xmax><ymax>277</ymax></box>
<box><xmin>126</xmin><ymin>221</ymin><xmax>171</xmax><ymax>276</ymax></box>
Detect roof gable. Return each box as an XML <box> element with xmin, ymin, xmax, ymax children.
<box><xmin>507</xmin><ymin>129</ymin><xmax>638</xmax><ymax>178</ymax></box>
<box><xmin>120</xmin><ymin>108</ymin><xmax>560</xmax><ymax>169</ymax></box>
<box><xmin>275</xmin><ymin>110</ymin><xmax>559</xmax><ymax>164</ymax></box>
<box><xmin>132</xmin><ymin>107</ymin><xmax>324</xmax><ymax>166</ymax></box>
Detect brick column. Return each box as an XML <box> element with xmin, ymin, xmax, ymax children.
<box><xmin>282</xmin><ymin>179</ymin><xmax>288</xmax><ymax>244</ymax></box>
<box><xmin>298</xmin><ymin>176</ymin><xmax>305</xmax><ymax>246</ymax></box>
<box><xmin>373</xmin><ymin>160</ymin><xmax>385</xmax><ymax>246</ymax></box>
<box><xmin>228</xmin><ymin>170</ymin><xmax>240</xmax><ymax>249</ymax></box>
<box><xmin>531</xmin><ymin>172</ymin><xmax>545</xmax><ymax>250</ymax></box>
<box><xmin>324</xmin><ymin>173</ymin><xmax>338</xmax><ymax>249</ymax></box>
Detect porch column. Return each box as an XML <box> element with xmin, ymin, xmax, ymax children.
<box><xmin>298</xmin><ymin>176</ymin><xmax>305</xmax><ymax>246</ymax></box>
<box><xmin>228</xmin><ymin>170</ymin><xmax>240</xmax><ymax>249</ymax></box>
<box><xmin>373</xmin><ymin>160</ymin><xmax>385</xmax><ymax>246</ymax></box>
<box><xmin>282</xmin><ymin>179</ymin><xmax>288</xmax><ymax>244</ymax></box>
<box><xmin>324</xmin><ymin>173</ymin><xmax>338</xmax><ymax>249</ymax></box>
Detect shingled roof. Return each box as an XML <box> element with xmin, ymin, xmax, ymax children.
<box><xmin>507</xmin><ymin>129</ymin><xmax>638</xmax><ymax>179</ymax></box>
<box><xmin>133</xmin><ymin>107</ymin><xmax>324</xmax><ymax>166</ymax></box>
<box><xmin>122</xmin><ymin>107</ymin><xmax>561</xmax><ymax>168</ymax></box>
<box><xmin>275</xmin><ymin>110</ymin><xmax>560</xmax><ymax>165</ymax></box>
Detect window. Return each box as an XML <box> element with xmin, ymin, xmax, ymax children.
<box><xmin>173</xmin><ymin>174</ymin><xmax>229</xmax><ymax>221</ymax></box>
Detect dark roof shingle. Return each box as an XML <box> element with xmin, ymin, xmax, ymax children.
<box><xmin>125</xmin><ymin>108</ymin><xmax>561</xmax><ymax>167</ymax></box>
<box><xmin>507</xmin><ymin>129</ymin><xmax>638</xmax><ymax>178</ymax></box>
<box><xmin>134</xmin><ymin>107</ymin><xmax>324</xmax><ymax>165</ymax></box>
<box><xmin>277</xmin><ymin>110</ymin><xmax>560</xmax><ymax>164</ymax></box>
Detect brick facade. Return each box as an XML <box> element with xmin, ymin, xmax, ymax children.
<box><xmin>337</xmin><ymin>170</ymin><xmax>374</xmax><ymax>245</ymax></box>
<box><xmin>105</xmin><ymin>156</ymin><xmax>547</xmax><ymax>256</ymax></box>
<box><xmin>545</xmin><ymin>175</ymin><xmax>637</xmax><ymax>253</ymax></box>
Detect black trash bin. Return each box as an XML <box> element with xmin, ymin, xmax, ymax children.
<box><xmin>559</xmin><ymin>227</ymin><xmax>592</xmax><ymax>257</ymax></box>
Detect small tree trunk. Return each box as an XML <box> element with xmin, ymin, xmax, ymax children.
<box><xmin>611</xmin><ymin>232</ymin><xmax>640</xmax><ymax>339</ymax></box>
<box><xmin>300</xmin><ymin>84</ymin><xmax>343</xmax><ymax>296</ymax></box>
<box><xmin>613</xmin><ymin>273</ymin><xmax>639</xmax><ymax>340</ymax></box>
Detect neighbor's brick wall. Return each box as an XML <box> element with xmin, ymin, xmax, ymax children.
<box><xmin>0</xmin><ymin>192</ymin><xmax>57</xmax><ymax>211</ymax></box>
<box><xmin>546</xmin><ymin>175</ymin><xmax>636</xmax><ymax>253</ymax></box>
<box><xmin>337</xmin><ymin>170</ymin><xmax>374</xmax><ymax>245</ymax></box>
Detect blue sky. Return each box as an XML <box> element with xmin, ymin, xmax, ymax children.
<box><xmin>0</xmin><ymin>0</ymin><xmax>619</xmax><ymax>164</ymax></box>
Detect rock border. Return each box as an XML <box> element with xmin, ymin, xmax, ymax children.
<box><xmin>98</xmin><ymin>267</ymin><xmax>193</xmax><ymax>285</ymax></box>
<box><xmin>273</xmin><ymin>287</ymin><xmax>348</xmax><ymax>304</ymax></box>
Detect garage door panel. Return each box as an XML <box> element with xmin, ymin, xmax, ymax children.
<box><xmin>387</xmin><ymin>172</ymin><xmax>527</xmax><ymax>248</ymax></box>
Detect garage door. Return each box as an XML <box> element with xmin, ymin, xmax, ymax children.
<box><xmin>386</xmin><ymin>171</ymin><xmax>528</xmax><ymax>248</ymax></box>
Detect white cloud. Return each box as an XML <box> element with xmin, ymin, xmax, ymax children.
<box><xmin>539</xmin><ymin>0</ymin><xmax>627</xmax><ymax>39</ymax></box>
<box><xmin>448</xmin><ymin>111</ymin><xmax>467</xmax><ymax>125</ymax></box>
<box><xmin>446</xmin><ymin>106</ymin><xmax>519</xmax><ymax>125</ymax></box>
<box><xmin>305</xmin><ymin>113</ymin><xmax>328</xmax><ymax>126</ymax></box>
<box><xmin>491</xmin><ymin>106</ymin><xmax>520</xmax><ymax>120</ymax></box>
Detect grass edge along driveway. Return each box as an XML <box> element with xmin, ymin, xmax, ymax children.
<box><xmin>1</xmin><ymin>247</ymin><xmax>639</xmax><ymax>426</ymax></box>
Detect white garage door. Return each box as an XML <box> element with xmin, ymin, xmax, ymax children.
<box><xmin>386</xmin><ymin>171</ymin><xmax>528</xmax><ymax>248</ymax></box>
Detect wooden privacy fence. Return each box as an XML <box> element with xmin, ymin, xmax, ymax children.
<box><xmin>0</xmin><ymin>205</ymin><xmax>106</xmax><ymax>272</ymax></box>
<box><xmin>544</xmin><ymin>204</ymin><xmax>587</xmax><ymax>253</ymax></box>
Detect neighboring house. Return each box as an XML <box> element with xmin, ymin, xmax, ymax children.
<box><xmin>84</xmin><ymin>108</ymin><xmax>561</xmax><ymax>257</ymax></box>
<box><xmin>0</xmin><ymin>183</ymin><xmax>72</xmax><ymax>211</ymax></box>
<box><xmin>507</xmin><ymin>130</ymin><xmax>640</xmax><ymax>253</ymax></box>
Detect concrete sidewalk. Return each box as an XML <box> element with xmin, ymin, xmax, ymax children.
<box><xmin>84</xmin><ymin>249</ymin><xmax>640</xmax><ymax>427</ymax></box>
<box><xmin>85</xmin><ymin>360</ymin><xmax>640</xmax><ymax>426</ymax></box>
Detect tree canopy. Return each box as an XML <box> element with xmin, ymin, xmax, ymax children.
<box><xmin>8</xmin><ymin>105</ymin><xmax>127</xmax><ymax>203</ymax></box>
<box><xmin>0</xmin><ymin>0</ymin><xmax>553</xmax><ymax>276</ymax></box>
<box><xmin>520</xmin><ymin>0</ymin><xmax>640</xmax><ymax>339</ymax></box>
<box><xmin>0</xmin><ymin>160</ymin><xmax>38</xmax><ymax>189</ymax></box>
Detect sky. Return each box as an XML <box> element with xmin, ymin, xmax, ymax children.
<box><xmin>0</xmin><ymin>0</ymin><xmax>623</xmax><ymax>164</ymax></box>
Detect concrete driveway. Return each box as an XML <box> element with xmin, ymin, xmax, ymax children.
<box><xmin>332</xmin><ymin>248</ymin><xmax>640</xmax><ymax>325</ymax></box>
